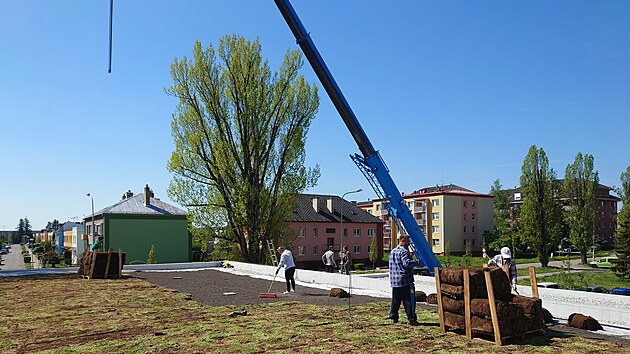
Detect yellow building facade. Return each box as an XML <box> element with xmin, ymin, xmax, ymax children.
<box><xmin>358</xmin><ymin>184</ymin><xmax>494</xmax><ymax>255</ymax></box>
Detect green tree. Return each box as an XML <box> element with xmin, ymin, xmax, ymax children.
<box><xmin>463</xmin><ymin>242</ymin><xmax>472</xmax><ymax>266</ymax></box>
<box><xmin>617</xmin><ymin>166</ymin><xmax>630</xmax><ymax>206</ymax></box>
<box><xmin>488</xmin><ymin>179</ymin><xmax>513</xmax><ymax>252</ymax></box>
<box><xmin>147</xmin><ymin>245</ymin><xmax>157</xmax><ymax>264</ymax></box>
<box><xmin>614</xmin><ymin>166</ymin><xmax>630</xmax><ymax>280</ymax></box>
<box><xmin>614</xmin><ymin>208</ymin><xmax>630</xmax><ymax>280</ymax></box>
<box><xmin>14</xmin><ymin>218</ymin><xmax>25</xmax><ymax>243</ymax></box>
<box><xmin>166</xmin><ymin>35</ymin><xmax>320</xmax><ymax>264</ymax></box>
<box><xmin>519</xmin><ymin>146</ymin><xmax>563</xmax><ymax>267</ymax></box>
<box><xmin>563</xmin><ymin>153</ymin><xmax>599</xmax><ymax>264</ymax></box>
<box><xmin>369</xmin><ymin>234</ymin><xmax>378</xmax><ymax>269</ymax></box>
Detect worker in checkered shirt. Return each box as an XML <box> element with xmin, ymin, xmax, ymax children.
<box><xmin>387</xmin><ymin>235</ymin><xmax>420</xmax><ymax>326</ymax></box>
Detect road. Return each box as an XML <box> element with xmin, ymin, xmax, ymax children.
<box><xmin>0</xmin><ymin>243</ymin><xmax>25</xmax><ymax>271</ymax></box>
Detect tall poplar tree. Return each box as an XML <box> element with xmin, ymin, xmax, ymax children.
<box><xmin>563</xmin><ymin>153</ymin><xmax>599</xmax><ymax>264</ymax></box>
<box><xmin>488</xmin><ymin>179</ymin><xmax>513</xmax><ymax>251</ymax></box>
<box><xmin>519</xmin><ymin>146</ymin><xmax>563</xmax><ymax>267</ymax></box>
<box><xmin>166</xmin><ymin>35</ymin><xmax>320</xmax><ymax>264</ymax></box>
<box><xmin>615</xmin><ymin>166</ymin><xmax>630</xmax><ymax>279</ymax></box>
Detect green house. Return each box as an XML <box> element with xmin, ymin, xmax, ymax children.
<box><xmin>84</xmin><ymin>185</ymin><xmax>190</xmax><ymax>264</ymax></box>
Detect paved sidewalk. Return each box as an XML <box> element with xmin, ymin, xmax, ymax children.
<box><xmin>517</xmin><ymin>256</ymin><xmax>601</xmax><ymax>269</ymax></box>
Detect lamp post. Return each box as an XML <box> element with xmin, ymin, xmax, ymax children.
<box><xmin>340</xmin><ymin>188</ymin><xmax>362</xmax><ymax>274</ymax></box>
<box><xmin>86</xmin><ymin>193</ymin><xmax>94</xmax><ymax>248</ymax></box>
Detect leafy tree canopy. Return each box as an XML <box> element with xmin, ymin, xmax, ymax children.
<box><xmin>519</xmin><ymin>146</ymin><xmax>563</xmax><ymax>267</ymax></box>
<box><xmin>563</xmin><ymin>152</ymin><xmax>599</xmax><ymax>264</ymax></box>
<box><xmin>166</xmin><ymin>35</ymin><xmax>320</xmax><ymax>264</ymax></box>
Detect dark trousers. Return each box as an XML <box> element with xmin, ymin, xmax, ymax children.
<box><xmin>284</xmin><ymin>267</ymin><xmax>296</xmax><ymax>292</ymax></box>
<box><xmin>325</xmin><ymin>265</ymin><xmax>334</xmax><ymax>273</ymax></box>
<box><xmin>389</xmin><ymin>284</ymin><xmax>415</xmax><ymax>322</ymax></box>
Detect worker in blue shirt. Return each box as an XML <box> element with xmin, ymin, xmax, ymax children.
<box><xmin>387</xmin><ymin>235</ymin><xmax>420</xmax><ymax>326</ymax></box>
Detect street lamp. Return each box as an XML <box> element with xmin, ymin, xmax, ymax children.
<box><xmin>86</xmin><ymin>193</ymin><xmax>94</xmax><ymax>248</ymax></box>
<box><xmin>340</xmin><ymin>188</ymin><xmax>362</xmax><ymax>273</ymax></box>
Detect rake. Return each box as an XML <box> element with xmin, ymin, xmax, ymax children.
<box><xmin>259</xmin><ymin>272</ymin><xmax>278</xmax><ymax>298</ymax></box>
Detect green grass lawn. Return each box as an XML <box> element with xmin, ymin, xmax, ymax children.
<box><xmin>519</xmin><ymin>269</ymin><xmax>630</xmax><ymax>290</ymax></box>
<box><xmin>1</xmin><ymin>274</ymin><xmax>627</xmax><ymax>353</ymax></box>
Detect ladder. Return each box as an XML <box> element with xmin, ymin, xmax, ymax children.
<box><xmin>266</xmin><ymin>239</ymin><xmax>278</xmax><ymax>266</ymax></box>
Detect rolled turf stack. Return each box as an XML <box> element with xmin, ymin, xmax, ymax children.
<box><xmin>439</xmin><ymin>266</ymin><xmax>544</xmax><ymax>338</ymax></box>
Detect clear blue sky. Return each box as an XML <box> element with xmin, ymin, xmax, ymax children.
<box><xmin>1</xmin><ymin>1</ymin><xmax>629</xmax><ymax>230</ymax></box>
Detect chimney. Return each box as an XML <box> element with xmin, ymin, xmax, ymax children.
<box><xmin>326</xmin><ymin>198</ymin><xmax>334</xmax><ymax>213</ymax></box>
<box><xmin>144</xmin><ymin>184</ymin><xmax>151</xmax><ymax>206</ymax></box>
<box><xmin>122</xmin><ymin>190</ymin><xmax>134</xmax><ymax>200</ymax></box>
<box><xmin>312</xmin><ymin>197</ymin><xmax>318</xmax><ymax>212</ymax></box>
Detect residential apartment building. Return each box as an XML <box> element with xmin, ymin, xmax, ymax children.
<box><xmin>289</xmin><ymin>194</ymin><xmax>384</xmax><ymax>270</ymax></box>
<box><xmin>359</xmin><ymin>184</ymin><xmax>494</xmax><ymax>256</ymax></box>
<box><xmin>507</xmin><ymin>183</ymin><xmax>620</xmax><ymax>246</ymax></box>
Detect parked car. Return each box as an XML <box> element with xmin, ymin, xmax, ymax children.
<box><xmin>581</xmin><ymin>286</ymin><xmax>609</xmax><ymax>293</ymax></box>
<box><xmin>537</xmin><ymin>282</ymin><xmax>559</xmax><ymax>289</ymax></box>
<box><xmin>0</xmin><ymin>249</ymin><xmax>7</xmax><ymax>255</ymax></box>
<box><xmin>608</xmin><ymin>288</ymin><xmax>630</xmax><ymax>296</ymax></box>
<box><xmin>588</xmin><ymin>257</ymin><xmax>618</xmax><ymax>269</ymax></box>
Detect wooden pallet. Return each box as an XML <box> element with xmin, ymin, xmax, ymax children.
<box><xmin>80</xmin><ymin>249</ymin><xmax>125</xmax><ymax>279</ymax></box>
<box><xmin>436</xmin><ymin>266</ymin><xmax>541</xmax><ymax>345</ymax></box>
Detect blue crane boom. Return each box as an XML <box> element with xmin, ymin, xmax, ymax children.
<box><xmin>274</xmin><ymin>0</ymin><xmax>441</xmax><ymax>275</ymax></box>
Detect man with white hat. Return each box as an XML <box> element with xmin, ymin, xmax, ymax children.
<box><xmin>488</xmin><ymin>247</ymin><xmax>517</xmax><ymax>291</ymax></box>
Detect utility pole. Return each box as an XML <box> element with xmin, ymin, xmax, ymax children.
<box><xmin>340</xmin><ymin>189</ymin><xmax>362</xmax><ymax>273</ymax></box>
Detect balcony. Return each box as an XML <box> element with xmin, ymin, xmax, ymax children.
<box><xmin>412</xmin><ymin>205</ymin><xmax>426</xmax><ymax>213</ymax></box>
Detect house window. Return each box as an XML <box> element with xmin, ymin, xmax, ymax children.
<box><xmin>432</xmin><ymin>199</ymin><xmax>439</xmax><ymax>207</ymax></box>
<box><xmin>368</xmin><ymin>228</ymin><xmax>375</xmax><ymax>237</ymax></box>
<box><xmin>464</xmin><ymin>239</ymin><xmax>467</xmax><ymax>246</ymax></box>
<box><xmin>312</xmin><ymin>228</ymin><xmax>318</xmax><ymax>237</ymax></box>
<box><xmin>463</xmin><ymin>226</ymin><xmax>467</xmax><ymax>233</ymax></box>
<box><xmin>298</xmin><ymin>228</ymin><xmax>305</xmax><ymax>238</ymax></box>
<box><xmin>464</xmin><ymin>213</ymin><xmax>467</xmax><ymax>221</ymax></box>
<box><xmin>326</xmin><ymin>228</ymin><xmax>336</xmax><ymax>234</ymax></box>
<box><xmin>472</xmin><ymin>201</ymin><xmax>476</xmax><ymax>208</ymax></box>
<box><xmin>432</xmin><ymin>212</ymin><xmax>439</xmax><ymax>220</ymax></box>
<box><xmin>298</xmin><ymin>246</ymin><xmax>305</xmax><ymax>256</ymax></box>
<box><xmin>376</xmin><ymin>204</ymin><xmax>381</xmax><ymax>210</ymax></box>
<box><xmin>472</xmin><ymin>239</ymin><xmax>476</xmax><ymax>246</ymax></box>
<box><xmin>472</xmin><ymin>226</ymin><xmax>476</xmax><ymax>233</ymax></box>
<box><xmin>343</xmin><ymin>228</ymin><xmax>348</xmax><ymax>237</ymax></box>
<box><xmin>471</xmin><ymin>213</ymin><xmax>475</xmax><ymax>221</ymax></box>
<box><xmin>353</xmin><ymin>245</ymin><xmax>361</xmax><ymax>254</ymax></box>
<box><xmin>354</xmin><ymin>228</ymin><xmax>361</xmax><ymax>237</ymax></box>
<box><xmin>463</xmin><ymin>200</ymin><xmax>467</xmax><ymax>208</ymax></box>
<box><xmin>313</xmin><ymin>245</ymin><xmax>318</xmax><ymax>256</ymax></box>
<box><xmin>408</xmin><ymin>201</ymin><xmax>414</xmax><ymax>208</ymax></box>
<box><xmin>433</xmin><ymin>239</ymin><xmax>440</xmax><ymax>246</ymax></box>
<box><xmin>432</xmin><ymin>226</ymin><xmax>440</xmax><ymax>234</ymax></box>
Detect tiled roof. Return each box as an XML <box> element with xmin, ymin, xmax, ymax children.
<box><xmin>406</xmin><ymin>184</ymin><xmax>491</xmax><ymax>198</ymax></box>
<box><xmin>93</xmin><ymin>194</ymin><xmax>186</xmax><ymax>217</ymax></box>
<box><xmin>292</xmin><ymin>194</ymin><xmax>383</xmax><ymax>224</ymax></box>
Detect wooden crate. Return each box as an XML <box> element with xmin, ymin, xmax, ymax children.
<box><xmin>435</xmin><ymin>266</ymin><xmax>542</xmax><ymax>345</ymax></box>
<box><xmin>80</xmin><ymin>249</ymin><xmax>125</xmax><ymax>279</ymax></box>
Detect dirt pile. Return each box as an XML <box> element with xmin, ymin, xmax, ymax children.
<box><xmin>568</xmin><ymin>313</ymin><xmax>603</xmax><ymax>331</ymax></box>
<box><xmin>329</xmin><ymin>288</ymin><xmax>350</xmax><ymax>298</ymax></box>
<box><xmin>415</xmin><ymin>290</ymin><xmax>426</xmax><ymax>302</ymax></box>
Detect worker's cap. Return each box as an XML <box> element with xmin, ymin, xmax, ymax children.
<box><xmin>500</xmin><ymin>247</ymin><xmax>512</xmax><ymax>259</ymax></box>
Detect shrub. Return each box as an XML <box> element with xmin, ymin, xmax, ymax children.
<box><xmin>147</xmin><ymin>245</ymin><xmax>157</xmax><ymax>264</ymax></box>
<box><xmin>23</xmin><ymin>256</ymin><xmax>31</xmax><ymax>263</ymax></box>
